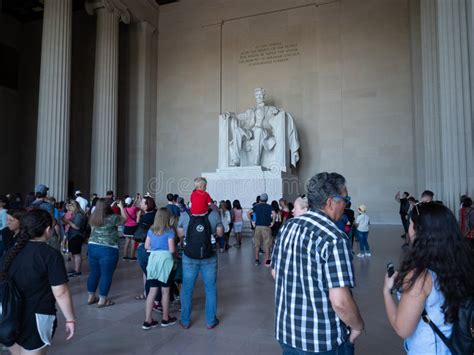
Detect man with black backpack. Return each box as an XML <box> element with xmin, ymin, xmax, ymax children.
<box><xmin>177</xmin><ymin>204</ymin><xmax>223</xmax><ymax>329</ymax></box>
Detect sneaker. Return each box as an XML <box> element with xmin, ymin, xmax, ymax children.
<box><xmin>153</xmin><ymin>304</ymin><xmax>163</xmax><ymax>313</ymax></box>
<box><xmin>207</xmin><ymin>319</ymin><xmax>220</xmax><ymax>329</ymax></box>
<box><xmin>67</xmin><ymin>271</ymin><xmax>76</xmax><ymax>278</ymax></box>
<box><xmin>365</xmin><ymin>252</ymin><xmax>372</xmax><ymax>257</ymax></box>
<box><xmin>122</xmin><ymin>256</ymin><xmax>130</xmax><ymax>261</ymax></box>
<box><xmin>265</xmin><ymin>260</ymin><xmax>271</xmax><ymax>267</ymax></box>
<box><xmin>255</xmin><ymin>259</ymin><xmax>261</xmax><ymax>266</ymax></box>
<box><xmin>161</xmin><ymin>317</ymin><xmax>177</xmax><ymax>327</ymax></box>
<box><xmin>142</xmin><ymin>320</ymin><xmax>159</xmax><ymax>330</ymax></box>
<box><xmin>356</xmin><ymin>253</ymin><xmax>365</xmax><ymax>258</ymax></box>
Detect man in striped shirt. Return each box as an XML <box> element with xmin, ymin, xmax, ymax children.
<box><xmin>271</xmin><ymin>172</ymin><xmax>364</xmax><ymax>354</ymax></box>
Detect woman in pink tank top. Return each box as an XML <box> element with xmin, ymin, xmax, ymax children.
<box><xmin>123</xmin><ymin>197</ymin><xmax>141</xmax><ymax>260</ymax></box>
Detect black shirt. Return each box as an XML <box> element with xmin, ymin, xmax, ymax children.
<box><xmin>0</xmin><ymin>227</ymin><xmax>16</xmax><ymax>252</ymax></box>
<box><xmin>9</xmin><ymin>241</ymin><xmax>68</xmax><ymax>315</ymax></box>
<box><xmin>253</xmin><ymin>203</ymin><xmax>273</xmax><ymax>226</ymax></box>
<box><xmin>399</xmin><ymin>198</ymin><xmax>409</xmax><ymax>215</ymax></box>
<box><xmin>139</xmin><ymin>210</ymin><xmax>156</xmax><ymax>228</ymax></box>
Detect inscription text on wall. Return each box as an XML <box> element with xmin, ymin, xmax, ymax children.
<box><xmin>238</xmin><ymin>42</ymin><xmax>300</xmax><ymax>67</ymax></box>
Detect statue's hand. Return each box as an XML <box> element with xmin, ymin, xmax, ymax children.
<box><xmin>294</xmin><ymin>151</ymin><xmax>300</xmax><ymax>162</ymax></box>
<box><xmin>220</xmin><ymin>112</ymin><xmax>231</xmax><ymax>120</ymax></box>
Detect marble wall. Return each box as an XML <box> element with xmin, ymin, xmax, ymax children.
<box><xmin>156</xmin><ymin>0</ymin><xmax>416</xmax><ymax>223</ymax></box>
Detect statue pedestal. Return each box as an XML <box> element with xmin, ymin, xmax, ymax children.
<box><xmin>202</xmin><ymin>166</ymin><xmax>300</xmax><ymax>210</ymax></box>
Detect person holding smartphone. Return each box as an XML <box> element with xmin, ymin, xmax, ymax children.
<box><xmin>383</xmin><ymin>202</ymin><xmax>474</xmax><ymax>354</ymax></box>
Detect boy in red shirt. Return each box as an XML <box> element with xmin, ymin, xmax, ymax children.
<box><xmin>190</xmin><ymin>177</ymin><xmax>212</xmax><ymax>215</ymax></box>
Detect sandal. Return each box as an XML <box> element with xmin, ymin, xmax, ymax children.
<box><xmin>87</xmin><ymin>296</ymin><xmax>99</xmax><ymax>305</ymax></box>
<box><xmin>135</xmin><ymin>294</ymin><xmax>146</xmax><ymax>301</ymax></box>
<box><xmin>97</xmin><ymin>299</ymin><xmax>115</xmax><ymax>308</ymax></box>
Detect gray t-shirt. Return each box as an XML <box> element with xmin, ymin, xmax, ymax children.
<box><xmin>177</xmin><ymin>210</ymin><xmax>222</xmax><ymax>238</ymax></box>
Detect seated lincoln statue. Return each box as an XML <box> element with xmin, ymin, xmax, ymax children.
<box><xmin>219</xmin><ymin>88</ymin><xmax>300</xmax><ymax>172</ymax></box>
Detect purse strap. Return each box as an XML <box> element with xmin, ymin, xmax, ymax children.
<box><xmin>421</xmin><ymin>309</ymin><xmax>455</xmax><ymax>353</ymax></box>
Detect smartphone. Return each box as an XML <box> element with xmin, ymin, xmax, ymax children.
<box><xmin>387</xmin><ymin>262</ymin><xmax>395</xmax><ymax>277</ymax></box>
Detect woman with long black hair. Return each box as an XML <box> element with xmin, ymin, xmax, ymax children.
<box><xmin>1</xmin><ymin>209</ymin><xmax>75</xmax><ymax>354</ymax></box>
<box><xmin>383</xmin><ymin>202</ymin><xmax>474</xmax><ymax>354</ymax></box>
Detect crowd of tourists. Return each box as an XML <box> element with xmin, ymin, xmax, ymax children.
<box><xmin>1</xmin><ymin>173</ymin><xmax>474</xmax><ymax>355</ymax></box>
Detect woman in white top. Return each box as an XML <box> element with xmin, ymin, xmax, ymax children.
<box><xmin>383</xmin><ymin>202</ymin><xmax>474</xmax><ymax>354</ymax></box>
<box><xmin>355</xmin><ymin>204</ymin><xmax>370</xmax><ymax>257</ymax></box>
<box><xmin>218</xmin><ymin>200</ymin><xmax>231</xmax><ymax>253</ymax></box>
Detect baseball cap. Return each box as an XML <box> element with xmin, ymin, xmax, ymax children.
<box><xmin>125</xmin><ymin>197</ymin><xmax>133</xmax><ymax>205</ymax></box>
<box><xmin>34</xmin><ymin>184</ymin><xmax>49</xmax><ymax>195</ymax></box>
<box><xmin>260</xmin><ymin>193</ymin><xmax>268</xmax><ymax>202</ymax></box>
<box><xmin>75</xmin><ymin>190</ymin><xmax>82</xmax><ymax>196</ymax></box>
<box><xmin>358</xmin><ymin>204</ymin><xmax>367</xmax><ymax>213</ymax></box>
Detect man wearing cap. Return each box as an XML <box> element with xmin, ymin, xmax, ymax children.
<box><xmin>30</xmin><ymin>184</ymin><xmax>55</xmax><ymax>218</ymax></box>
<box><xmin>248</xmin><ymin>193</ymin><xmax>274</xmax><ymax>266</ymax></box>
<box><xmin>75</xmin><ymin>190</ymin><xmax>89</xmax><ymax>212</ymax></box>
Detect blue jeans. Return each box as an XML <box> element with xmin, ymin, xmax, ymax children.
<box><xmin>87</xmin><ymin>243</ymin><xmax>119</xmax><ymax>298</ymax></box>
<box><xmin>136</xmin><ymin>243</ymin><xmax>149</xmax><ymax>274</ymax></box>
<box><xmin>136</xmin><ymin>243</ymin><xmax>161</xmax><ymax>300</ymax></box>
<box><xmin>357</xmin><ymin>231</ymin><xmax>370</xmax><ymax>254</ymax></box>
<box><xmin>279</xmin><ymin>341</ymin><xmax>354</xmax><ymax>355</ymax></box>
<box><xmin>180</xmin><ymin>254</ymin><xmax>218</xmax><ymax>327</ymax></box>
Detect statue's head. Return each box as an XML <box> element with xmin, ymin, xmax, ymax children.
<box><xmin>254</xmin><ymin>87</ymin><xmax>266</xmax><ymax>105</ymax></box>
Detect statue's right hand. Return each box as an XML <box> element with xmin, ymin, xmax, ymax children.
<box><xmin>220</xmin><ymin>112</ymin><xmax>231</xmax><ymax>120</ymax></box>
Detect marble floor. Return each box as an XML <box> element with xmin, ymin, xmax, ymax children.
<box><xmin>47</xmin><ymin>225</ymin><xmax>406</xmax><ymax>355</ymax></box>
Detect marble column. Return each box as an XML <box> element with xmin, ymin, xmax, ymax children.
<box><xmin>420</xmin><ymin>0</ymin><xmax>474</xmax><ymax>211</ymax></box>
<box><xmin>35</xmin><ymin>0</ymin><xmax>72</xmax><ymax>201</ymax></box>
<box><xmin>438</xmin><ymin>0</ymin><xmax>474</xmax><ymax>210</ymax></box>
<box><xmin>420</xmin><ymin>0</ymin><xmax>443</xmax><ymax>197</ymax></box>
<box><xmin>86</xmin><ymin>0</ymin><xmax>129</xmax><ymax>195</ymax></box>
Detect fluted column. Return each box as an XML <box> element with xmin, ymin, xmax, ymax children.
<box><xmin>87</xmin><ymin>0</ymin><xmax>129</xmax><ymax>195</ymax></box>
<box><xmin>420</xmin><ymin>0</ymin><xmax>474</xmax><ymax>211</ymax></box>
<box><xmin>437</xmin><ymin>0</ymin><xmax>472</xmax><ymax>209</ymax></box>
<box><xmin>420</xmin><ymin>0</ymin><xmax>443</xmax><ymax>197</ymax></box>
<box><xmin>35</xmin><ymin>0</ymin><xmax>72</xmax><ymax>201</ymax></box>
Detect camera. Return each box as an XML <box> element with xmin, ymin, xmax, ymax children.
<box><xmin>386</xmin><ymin>262</ymin><xmax>395</xmax><ymax>278</ymax></box>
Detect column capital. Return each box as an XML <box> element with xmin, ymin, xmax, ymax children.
<box><xmin>86</xmin><ymin>0</ymin><xmax>130</xmax><ymax>24</ymax></box>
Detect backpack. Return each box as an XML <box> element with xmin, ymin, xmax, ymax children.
<box><xmin>0</xmin><ymin>276</ymin><xmax>23</xmax><ymax>346</ymax></box>
<box><xmin>184</xmin><ymin>214</ymin><xmax>213</xmax><ymax>259</ymax></box>
<box><xmin>422</xmin><ymin>298</ymin><xmax>474</xmax><ymax>355</ymax></box>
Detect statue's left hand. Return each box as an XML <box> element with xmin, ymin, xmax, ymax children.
<box><xmin>294</xmin><ymin>151</ymin><xmax>300</xmax><ymax>162</ymax></box>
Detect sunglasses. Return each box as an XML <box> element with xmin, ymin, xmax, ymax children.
<box><xmin>333</xmin><ymin>195</ymin><xmax>350</xmax><ymax>204</ymax></box>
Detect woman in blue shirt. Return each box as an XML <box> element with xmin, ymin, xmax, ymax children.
<box><xmin>143</xmin><ymin>207</ymin><xmax>177</xmax><ymax>330</ymax></box>
<box><xmin>383</xmin><ymin>202</ymin><xmax>474</xmax><ymax>354</ymax></box>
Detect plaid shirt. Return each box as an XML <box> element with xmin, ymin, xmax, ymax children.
<box><xmin>271</xmin><ymin>209</ymin><xmax>355</xmax><ymax>352</ymax></box>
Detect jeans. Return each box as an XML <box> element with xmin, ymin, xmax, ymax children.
<box><xmin>136</xmin><ymin>243</ymin><xmax>161</xmax><ymax>300</ymax></box>
<box><xmin>400</xmin><ymin>214</ymin><xmax>409</xmax><ymax>233</ymax></box>
<box><xmin>87</xmin><ymin>243</ymin><xmax>119</xmax><ymax>298</ymax></box>
<box><xmin>136</xmin><ymin>243</ymin><xmax>149</xmax><ymax>274</ymax></box>
<box><xmin>180</xmin><ymin>254</ymin><xmax>218</xmax><ymax>327</ymax></box>
<box><xmin>279</xmin><ymin>341</ymin><xmax>354</xmax><ymax>355</ymax></box>
<box><xmin>357</xmin><ymin>231</ymin><xmax>370</xmax><ymax>254</ymax></box>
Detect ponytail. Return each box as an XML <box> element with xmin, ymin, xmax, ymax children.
<box><xmin>1</xmin><ymin>209</ymin><xmax>52</xmax><ymax>278</ymax></box>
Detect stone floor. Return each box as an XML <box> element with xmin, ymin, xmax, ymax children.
<box><xmin>47</xmin><ymin>225</ymin><xmax>406</xmax><ymax>355</ymax></box>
